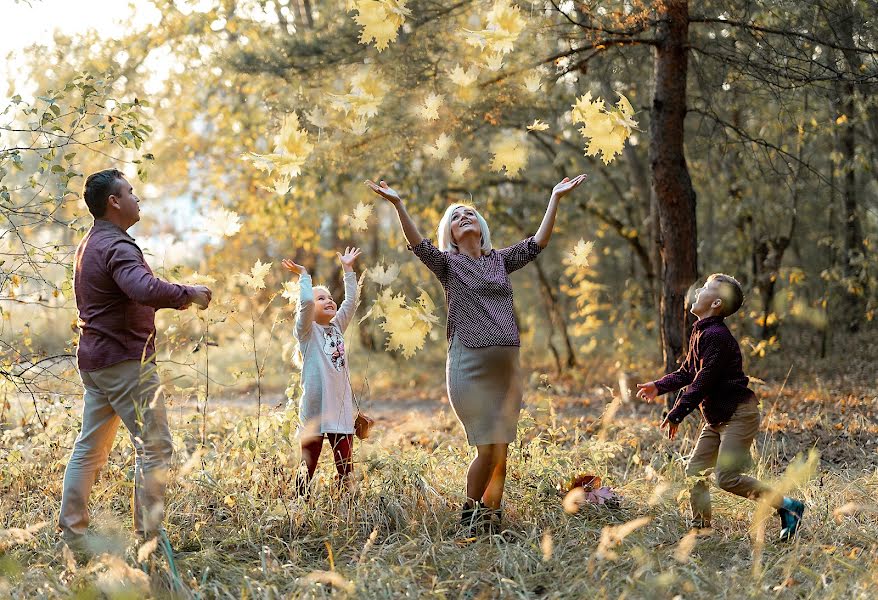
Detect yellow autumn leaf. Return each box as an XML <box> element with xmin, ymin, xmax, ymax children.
<box><xmin>527</xmin><ymin>119</ymin><xmax>549</xmax><ymax>132</ymax></box>
<box><xmin>450</xmin><ymin>155</ymin><xmax>470</xmax><ymax>180</ymax></box>
<box><xmin>565</xmin><ymin>239</ymin><xmax>594</xmax><ymax>268</ymax></box>
<box><xmin>281</xmin><ymin>280</ymin><xmax>301</xmax><ymax>304</ymax></box>
<box><xmin>424</xmin><ymin>133</ymin><xmax>452</xmax><ymax>159</ymax></box>
<box><xmin>352</xmin><ymin>0</ymin><xmax>411</xmax><ymax>51</ymax></box>
<box><xmin>239</xmin><ymin>259</ymin><xmax>272</xmax><ymax>290</ymax></box>
<box><xmin>571</xmin><ymin>91</ymin><xmax>605</xmax><ymax>126</ymax></box>
<box><xmin>368</xmin><ymin>262</ymin><xmax>400</xmax><ymax>286</ymax></box>
<box><xmin>346</xmin><ymin>201</ymin><xmax>373</xmax><ymax>231</ymax></box>
<box><xmin>482</xmin><ymin>52</ymin><xmax>505</xmax><ymax>71</ymax></box>
<box><xmin>490</xmin><ymin>130</ymin><xmax>528</xmax><ymax>178</ymax></box>
<box><xmin>463</xmin><ymin>0</ymin><xmax>526</xmax><ymax>55</ymax></box>
<box><xmin>242</xmin><ymin>113</ymin><xmax>313</xmax><ymax>178</ymax></box>
<box><xmin>417</xmin><ymin>92</ymin><xmax>443</xmax><ymax>121</ymax></box>
<box><xmin>449</xmin><ymin>64</ymin><xmax>480</xmax><ymax>87</ymax></box>
<box><xmin>202</xmin><ymin>207</ymin><xmax>242</xmax><ymax>238</ymax></box>
<box><xmin>523</xmin><ymin>71</ymin><xmax>542</xmax><ymax>93</ymax></box>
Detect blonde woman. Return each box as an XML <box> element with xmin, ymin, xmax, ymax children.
<box><xmin>365</xmin><ymin>175</ymin><xmax>586</xmax><ymax>534</ymax></box>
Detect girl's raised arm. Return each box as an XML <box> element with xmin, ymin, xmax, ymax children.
<box><xmin>332</xmin><ymin>247</ymin><xmax>361</xmax><ymax>333</ymax></box>
<box><xmin>282</xmin><ymin>259</ymin><xmax>314</xmax><ymax>342</ymax></box>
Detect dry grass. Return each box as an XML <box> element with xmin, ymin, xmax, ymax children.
<box><xmin>1</xmin><ymin>374</ymin><xmax>877</xmax><ymax>599</ymax></box>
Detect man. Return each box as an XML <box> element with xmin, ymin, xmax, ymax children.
<box><xmin>59</xmin><ymin>168</ymin><xmax>212</xmax><ymax>552</ymax></box>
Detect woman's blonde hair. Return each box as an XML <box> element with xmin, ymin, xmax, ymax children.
<box><xmin>437</xmin><ymin>203</ymin><xmax>492</xmax><ymax>253</ymax></box>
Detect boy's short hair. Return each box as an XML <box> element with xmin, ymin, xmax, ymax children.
<box><xmin>707</xmin><ymin>273</ymin><xmax>744</xmax><ymax>317</ymax></box>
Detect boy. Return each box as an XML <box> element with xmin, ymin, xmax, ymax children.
<box><xmin>636</xmin><ymin>273</ymin><xmax>804</xmax><ymax>541</ymax></box>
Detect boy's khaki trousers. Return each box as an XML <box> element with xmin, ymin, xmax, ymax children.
<box><xmin>686</xmin><ymin>398</ymin><xmax>781</xmax><ymax>524</ymax></box>
<box><xmin>59</xmin><ymin>360</ymin><xmax>173</xmax><ymax>540</ymax></box>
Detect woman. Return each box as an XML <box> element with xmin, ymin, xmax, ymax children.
<box><xmin>365</xmin><ymin>174</ymin><xmax>586</xmax><ymax>534</ymax></box>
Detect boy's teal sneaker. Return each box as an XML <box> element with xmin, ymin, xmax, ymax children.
<box><xmin>778</xmin><ymin>497</ymin><xmax>805</xmax><ymax>542</ymax></box>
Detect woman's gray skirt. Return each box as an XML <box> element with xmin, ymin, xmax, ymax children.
<box><xmin>446</xmin><ymin>335</ymin><xmax>523</xmax><ymax>445</ymax></box>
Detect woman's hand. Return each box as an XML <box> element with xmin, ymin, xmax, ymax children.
<box><xmin>337</xmin><ymin>246</ymin><xmax>362</xmax><ymax>272</ymax></box>
<box><xmin>551</xmin><ymin>174</ymin><xmax>587</xmax><ymax>199</ymax></box>
<box><xmin>364</xmin><ymin>179</ymin><xmax>402</xmax><ymax>205</ymax></box>
<box><xmin>281</xmin><ymin>259</ymin><xmax>307</xmax><ymax>276</ymax></box>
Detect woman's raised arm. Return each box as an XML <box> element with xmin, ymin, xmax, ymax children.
<box><xmin>364</xmin><ymin>180</ymin><xmax>424</xmax><ymax>247</ymax></box>
<box><xmin>534</xmin><ymin>174</ymin><xmax>588</xmax><ymax>248</ymax></box>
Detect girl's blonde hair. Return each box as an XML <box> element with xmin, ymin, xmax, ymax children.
<box><xmin>437</xmin><ymin>203</ymin><xmax>492</xmax><ymax>254</ymax></box>
<box><xmin>312</xmin><ymin>284</ymin><xmax>332</xmax><ymax>298</ymax></box>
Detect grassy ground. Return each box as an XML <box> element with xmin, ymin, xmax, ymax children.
<box><xmin>1</xmin><ymin>370</ymin><xmax>877</xmax><ymax>599</ymax></box>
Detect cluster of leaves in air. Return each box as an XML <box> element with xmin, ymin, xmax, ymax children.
<box><xmin>349</xmin><ymin>0</ymin><xmax>412</xmax><ymax>52</ymax></box>
<box><xmin>361</xmin><ymin>284</ymin><xmax>439</xmax><ymax>359</ymax></box>
<box><xmin>571</xmin><ymin>92</ymin><xmax>638</xmax><ymax>165</ymax></box>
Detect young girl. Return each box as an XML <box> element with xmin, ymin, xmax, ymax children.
<box><xmin>282</xmin><ymin>247</ymin><xmax>361</xmax><ymax>494</ymax></box>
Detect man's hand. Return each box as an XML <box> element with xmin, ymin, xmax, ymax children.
<box><xmin>281</xmin><ymin>259</ymin><xmax>307</xmax><ymax>275</ymax></box>
<box><xmin>337</xmin><ymin>246</ymin><xmax>362</xmax><ymax>272</ymax></box>
<box><xmin>636</xmin><ymin>381</ymin><xmax>659</xmax><ymax>401</ymax></box>
<box><xmin>189</xmin><ymin>285</ymin><xmax>212</xmax><ymax>310</ymax></box>
<box><xmin>660</xmin><ymin>416</ymin><xmax>679</xmax><ymax>440</ymax></box>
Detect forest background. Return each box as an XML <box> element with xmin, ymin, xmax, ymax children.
<box><xmin>0</xmin><ymin>0</ymin><xmax>876</xmax><ymax>598</ymax></box>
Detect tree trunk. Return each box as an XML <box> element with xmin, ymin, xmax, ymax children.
<box><xmin>832</xmin><ymin>1</ymin><xmax>867</xmax><ymax>331</ymax></box>
<box><xmin>649</xmin><ymin>0</ymin><xmax>698</xmax><ymax>391</ymax></box>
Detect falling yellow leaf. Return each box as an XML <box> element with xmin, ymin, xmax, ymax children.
<box><xmin>673</xmin><ymin>530</ymin><xmax>698</xmax><ymax>563</ymax></box>
<box><xmin>347</xmin><ymin>201</ymin><xmax>373</xmax><ymax>231</ymax></box>
<box><xmin>368</xmin><ymin>262</ymin><xmax>400</xmax><ymax>286</ymax></box>
<box><xmin>571</xmin><ymin>92</ymin><xmax>605</xmax><ymax>125</ymax></box>
<box><xmin>523</xmin><ymin>71</ymin><xmax>542</xmax><ymax>93</ymax></box>
<box><xmin>450</xmin><ymin>155</ymin><xmax>470</xmax><ymax>180</ymax></box>
<box><xmin>571</xmin><ymin>92</ymin><xmax>637</xmax><ymax>164</ymax></box>
<box><xmin>305</xmin><ymin>107</ymin><xmax>330</xmax><ymax>129</ymax></box>
<box><xmin>424</xmin><ymin>133</ymin><xmax>452</xmax><ymax>159</ymax></box>
<box><xmin>449</xmin><ymin>64</ymin><xmax>480</xmax><ymax>87</ymax></box>
<box><xmin>482</xmin><ymin>52</ymin><xmax>505</xmax><ymax>71</ymax></box>
<box><xmin>527</xmin><ymin>119</ymin><xmax>549</xmax><ymax>132</ymax></box>
<box><xmin>202</xmin><ymin>207</ymin><xmax>242</xmax><ymax>238</ymax></box>
<box><xmin>367</xmin><ymin>287</ymin><xmax>437</xmax><ymax>358</ymax></box>
<box><xmin>352</xmin><ymin>0</ymin><xmax>411</xmax><ymax>51</ymax></box>
<box><xmin>541</xmin><ymin>530</ymin><xmax>553</xmax><ymax>561</ymax></box>
<box><xmin>239</xmin><ymin>259</ymin><xmax>272</xmax><ymax>290</ymax></box>
<box><xmin>242</xmin><ymin>113</ymin><xmax>313</xmax><ymax>178</ymax></box>
<box><xmin>565</xmin><ymin>239</ymin><xmax>594</xmax><ymax>268</ymax></box>
<box><xmin>281</xmin><ymin>280</ymin><xmax>301</xmax><ymax>304</ymax></box>
<box><xmin>330</xmin><ymin>65</ymin><xmax>387</xmax><ymax>119</ymax></box>
<box><xmin>595</xmin><ymin>517</ymin><xmax>651</xmax><ymax>560</ymax></box>
<box><xmin>463</xmin><ymin>0</ymin><xmax>526</xmax><ymax>55</ymax></box>
<box><xmin>490</xmin><ymin>130</ymin><xmax>528</xmax><ymax>178</ymax></box>
<box><xmin>137</xmin><ymin>537</ymin><xmax>159</xmax><ymax>563</ymax></box>
<box><xmin>417</xmin><ymin>92</ymin><xmax>444</xmax><ymax>121</ymax></box>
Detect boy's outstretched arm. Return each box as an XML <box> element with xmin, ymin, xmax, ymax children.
<box><xmin>333</xmin><ymin>247</ymin><xmax>361</xmax><ymax>333</ymax></box>
<box><xmin>664</xmin><ymin>343</ymin><xmax>725</xmax><ymax>425</ymax></box>
<box><xmin>636</xmin><ymin>352</ymin><xmax>694</xmax><ymax>401</ymax></box>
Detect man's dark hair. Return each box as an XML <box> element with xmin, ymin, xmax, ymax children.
<box><xmin>83</xmin><ymin>169</ymin><xmax>126</xmax><ymax>218</ymax></box>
